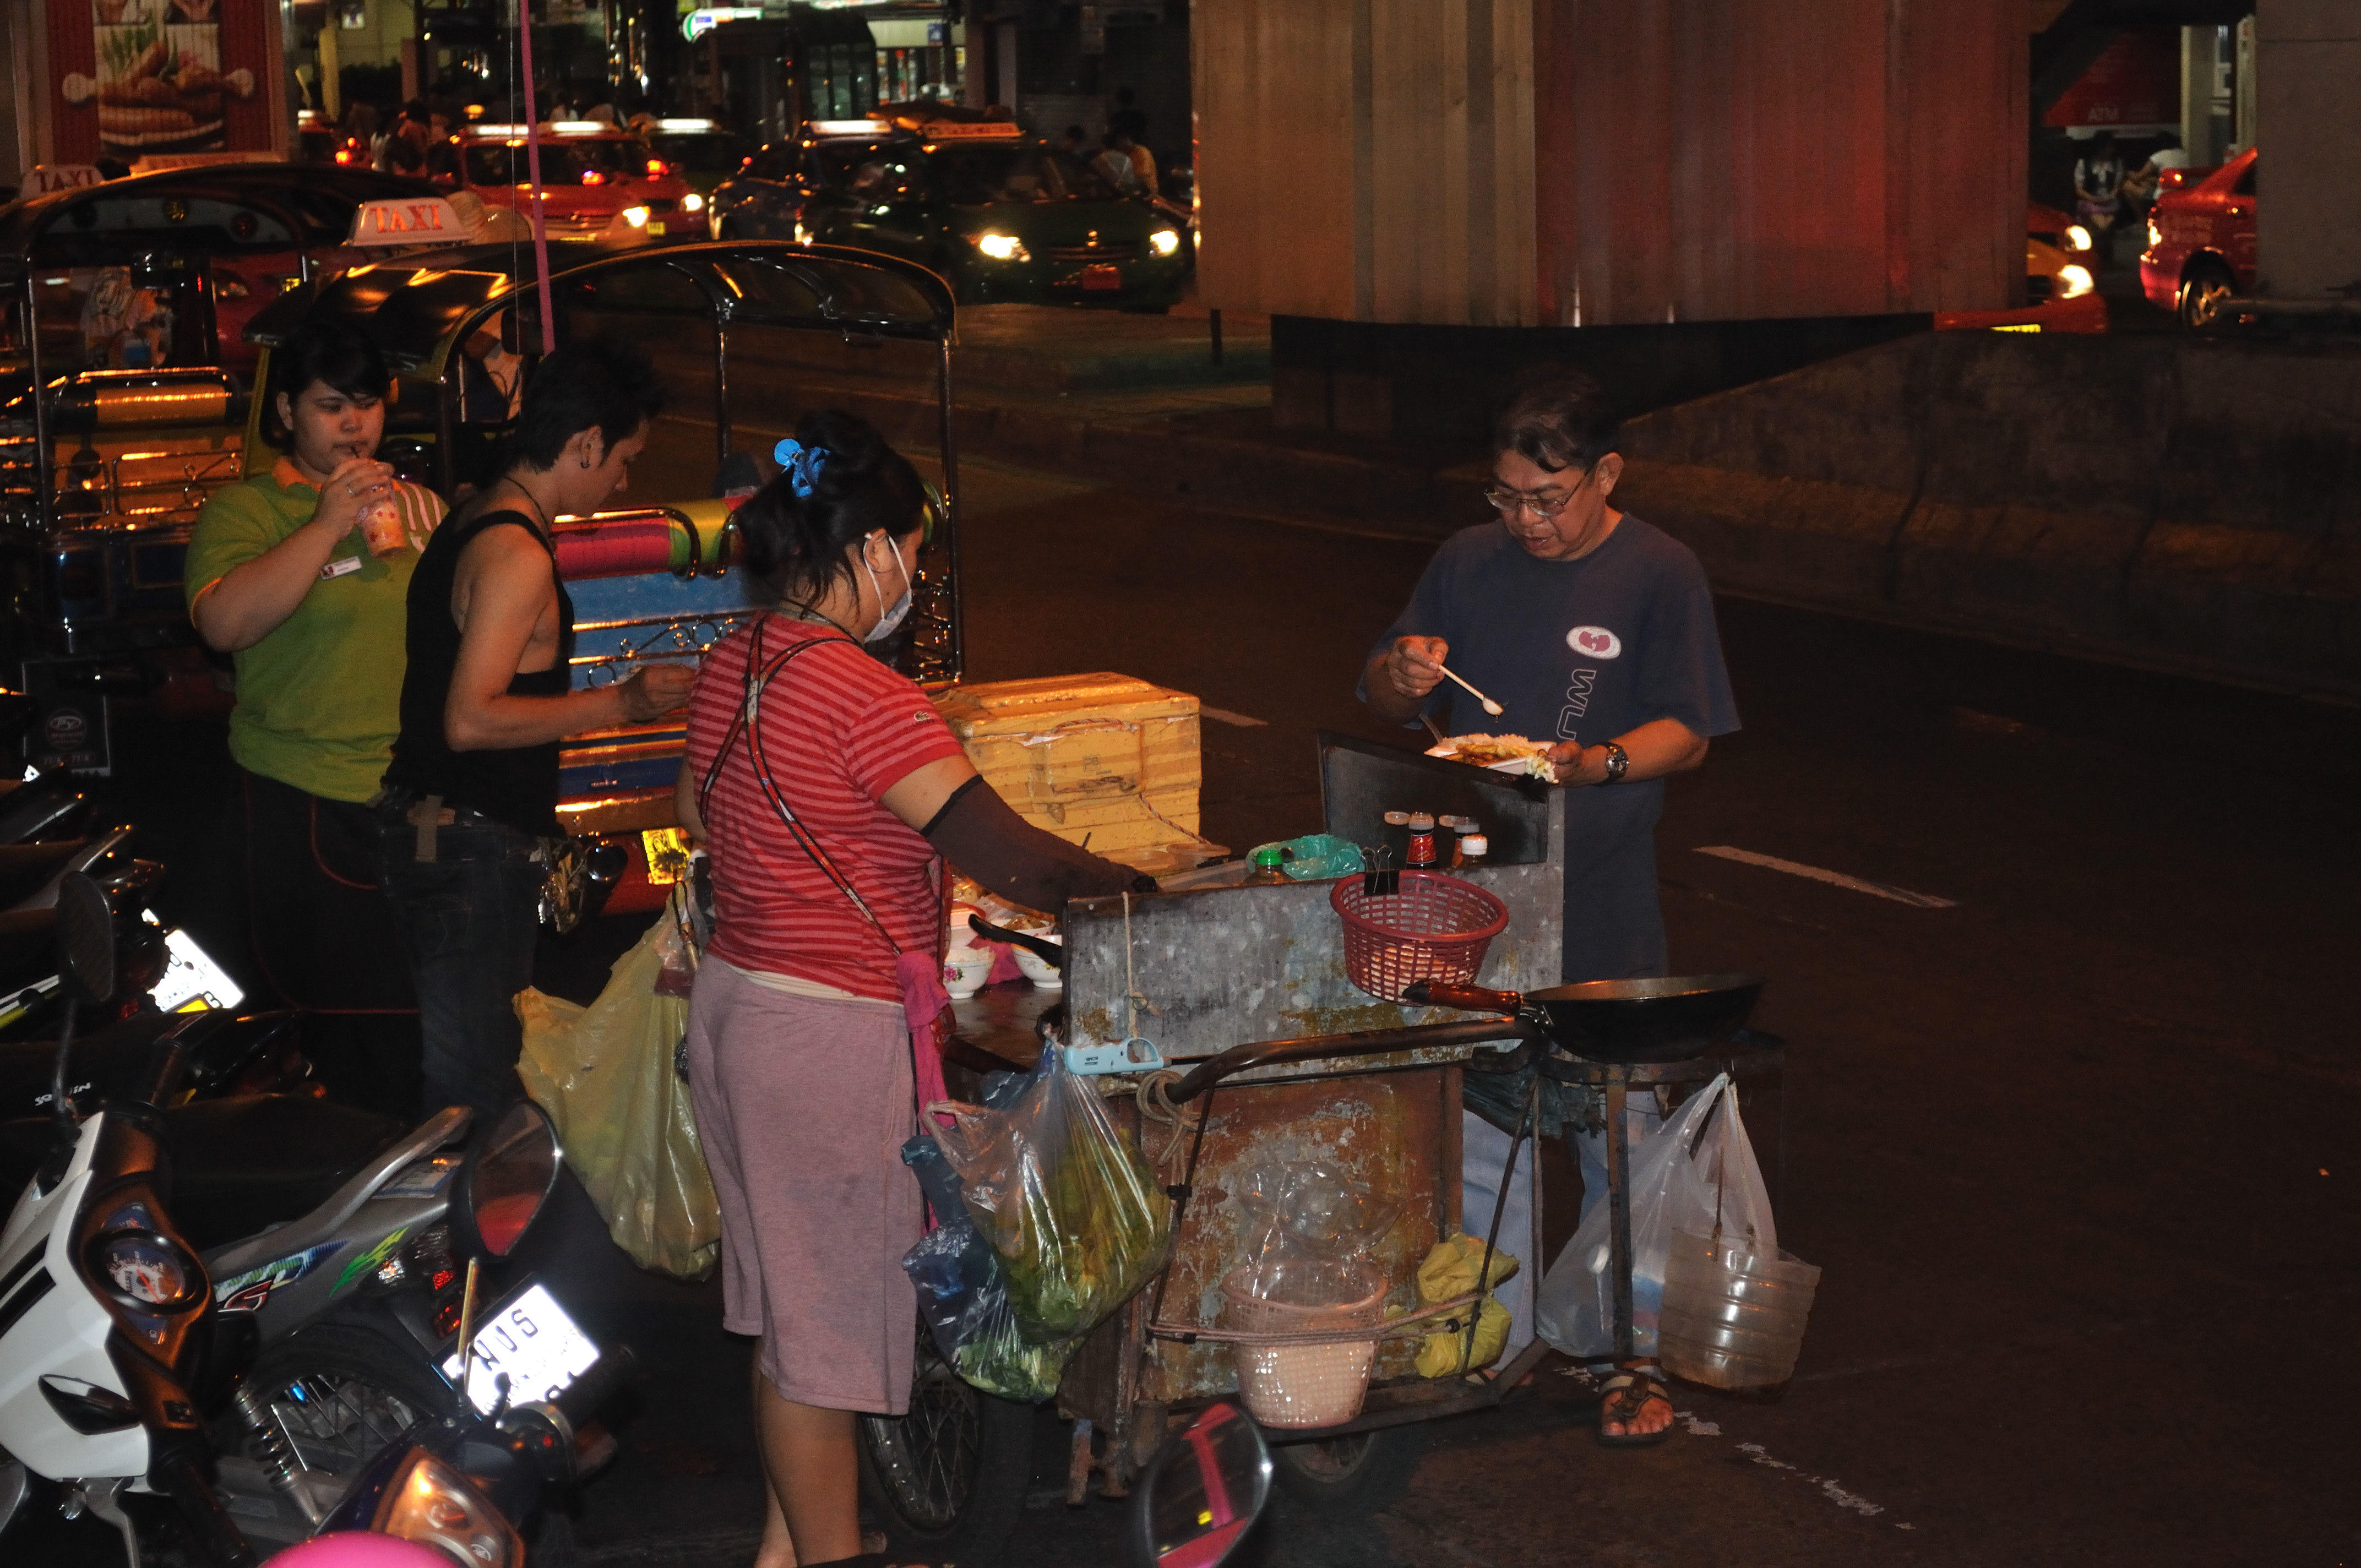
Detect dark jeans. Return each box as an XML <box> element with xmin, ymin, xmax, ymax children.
<box><xmin>195</xmin><ymin>769</ymin><xmax>422</xmax><ymax>1120</ymax></box>
<box><xmin>376</xmin><ymin>801</ymin><xmax>543</xmax><ymax>1119</ymax></box>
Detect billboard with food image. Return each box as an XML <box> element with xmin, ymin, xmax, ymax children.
<box><xmin>64</xmin><ymin>0</ymin><xmax>256</xmax><ymax>157</ymax></box>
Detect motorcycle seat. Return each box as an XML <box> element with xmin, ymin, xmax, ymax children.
<box><xmin>0</xmin><ymin>907</ymin><xmax>57</xmax><ymax>992</ymax></box>
<box><xmin>0</xmin><ymin>1095</ymin><xmax>412</xmax><ymax>1254</ymax></box>
<box><xmin>0</xmin><ymin>1008</ymin><xmax>186</xmax><ymax>1120</ymax></box>
<box><xmin>0</xmin><ymin>839</ymin><xmax>88</xmax><ymax>909</ymax></box>
<box><xmin>161</xmin><ymin>1095</ymin><xmax>414</xmax><ymax>1251</ymax></box>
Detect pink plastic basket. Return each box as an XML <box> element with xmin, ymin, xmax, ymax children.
<box><xmin>1330</xmin><ymin>871</ymin><xmax>1509</xmax><ymax>1001</ymax></box>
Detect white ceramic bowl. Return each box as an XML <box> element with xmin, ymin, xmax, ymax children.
<box><xmin>1013</xmin><ymin>941</ymin><xmax>1063</xmax><ymax>989</ymax></box>
<box><xmin>942</xmin><ymin>949</ymin><xmax>992</xmax><ymax>1000</ymax></box>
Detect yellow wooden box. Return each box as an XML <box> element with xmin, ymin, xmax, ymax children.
<box><xmin>931</xmin><ymin>673</ymin><xmax>1204</xmax><ymax>856</ymax></box>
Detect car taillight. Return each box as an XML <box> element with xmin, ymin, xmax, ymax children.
<box><xmin>645</xmin><ymin>157</ymin><xmax>667</xmax><ymax>176</ymax></box>
<box><xmin>583</xmin><ymin>170</ymin><xmax>605</xmax><ymax>186</ymax></box>
<box><xmin>335</xmin><ymin>148</ymin><xmax>353</xmax><ymax>165</ymax></box>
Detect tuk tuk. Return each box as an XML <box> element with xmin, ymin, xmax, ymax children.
<box><xmin>237</xmin><ymin>237</ymin><xmax>965</xmax><ymax>913</ymax></box>
<box><xmin>0</xmin><ymin>164</ymin><xmax>451</xmax><ymax>773</ymax></box>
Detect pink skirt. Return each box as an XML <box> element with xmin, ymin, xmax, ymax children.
<box><xmin>684</xmin><ymin>957</ymin><xmax>923</xmax><ymax>1413</ymax></box>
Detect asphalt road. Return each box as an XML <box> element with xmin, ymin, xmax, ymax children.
<box><xmin>28</xmin><ymin>458</ymin><xmax>2360</xmax><ymax>1566</ymax></box>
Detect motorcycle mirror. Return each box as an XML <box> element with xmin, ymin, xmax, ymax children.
<box><xmin>1129</xmin><ymin>1401</ymin><xmax>1272</xmax><ymax>1568</ymax></box>
<box><xmin>454</xmin><ymin>1100</ymin><xmax>563</xmax><ymax>1260</ymax></box>
<box><xmin>54</xmin><ymin>871</ymin><xmax>113</xmax><ymax>1006</ymax></box>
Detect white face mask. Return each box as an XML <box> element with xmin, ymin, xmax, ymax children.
<box><xmin>861</xmin><ymin>533</ymin><xmax>914</xmax><ymax>644</ymax></box>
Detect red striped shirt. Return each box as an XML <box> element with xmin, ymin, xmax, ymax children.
<box><xmin>685</xmin><ymin>617</ymin><xmax>967</xmax><ymax>1002</ymax></box>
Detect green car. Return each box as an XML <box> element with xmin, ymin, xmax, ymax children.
<box><xmin>709</xmin><ymin>119</ymin><xmax>1187</xmax><ymax>311</ymax></box>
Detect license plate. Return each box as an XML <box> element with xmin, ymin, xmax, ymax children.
<box><xmin>1080</xmin><ymin>263</ymin><xmax>1122</xmax><ymax>291</ymax></box>
<box><xmin>439</xmin><ymin>1281</ymin><xmax>601</xmax><ymax>1414</ymax></box>
<box><xmin>149</xmin><ymin>925</ymin><xmax>244</xmax><ymax>1013</ymax></box>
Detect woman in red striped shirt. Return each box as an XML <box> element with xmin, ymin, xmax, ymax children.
<box><xmin>676</xmin><ymin>410</ymin><xmax>1144</xmax><ymax>1568</ymax></box>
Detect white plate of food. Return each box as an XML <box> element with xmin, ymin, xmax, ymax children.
<box><xmin>1424</xmin><ymin>733</ymin><xmax>1559</xmax><ymax>782</ymax></box>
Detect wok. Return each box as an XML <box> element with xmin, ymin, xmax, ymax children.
<box><xmin>1404</xmin><ymin>973</ymin><xmax>1764</xmax><ymax>1064</ymax></box>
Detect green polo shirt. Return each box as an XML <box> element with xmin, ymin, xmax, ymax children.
<box><xmin>185</xmin><ymin>459</ymin><xmax>445</xmax><ymax>803</ymax></box>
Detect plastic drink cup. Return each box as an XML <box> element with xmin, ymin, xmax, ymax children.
<box><xmin>358</xmin><ymin>494</ymin><xmax>407</xmax><ymax>558</ymax></box>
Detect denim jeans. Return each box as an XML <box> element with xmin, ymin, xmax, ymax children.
<box><xmin>376</xmin><ymin>803</ymin><xmax>543</xmax><ymax>1119</ymax></box>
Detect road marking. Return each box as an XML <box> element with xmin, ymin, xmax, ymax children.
<box><xmin>1693</xmin><ymin>846</ymin><xmax>1958</xmax><ymax>908</ymax></box>
<box><xmin>1199</xmin><ymin>706</ymin><xmax>1267</xmax><ymax>728</ymax></box>
<box><xmin>1674</xmin><ymin>1412</ymin><xmax>1915</xmax><ymax>1530</ymax></box>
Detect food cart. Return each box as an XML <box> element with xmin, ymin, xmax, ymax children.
<box><xmin>859</xmin><ymin>734</ymin><xmax>1780</xmax><ymax>1564</ymax></box>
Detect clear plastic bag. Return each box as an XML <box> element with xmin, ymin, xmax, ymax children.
<box><xmin>1532</xmin><ymin>1072</ymin><xmax>1775</xmax><ymax>1360</ymax></box>
<box><xmin>900</xmin><ymin>1137</ymin><xmax>1069</xmax><ymax>1402</ymax></box>
<box><xmin>933</xmin><ymin>1047</ymin><xmax>1173</xmax><ymax>1344</ymax></box>
<box><xmin>515</xmin><ymin>899</ymin><xmax>722</xmax><ymax>1278</ymax></box>
<box><xmin>1232</xmin><ymin>1160</ymin><xmax>1399</xmax><ymax>1298</ymax></box>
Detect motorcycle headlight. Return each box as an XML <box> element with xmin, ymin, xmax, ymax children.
<box><xmin>1149</xmin><ymin>227</ymin><xmax>1181</xmax><ymax>257</ymax></box>
<box><xmin>374</xmin><ymin>1447</ymin><xmax>521</xmax><ymax>1566</ymax></box>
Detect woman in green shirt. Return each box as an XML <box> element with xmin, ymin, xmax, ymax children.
<box><xmin>184</xmin><ymin>317</ymin><xmax>447</xmax><ymax>1115</ymax></box>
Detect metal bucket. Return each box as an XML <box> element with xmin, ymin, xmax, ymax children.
<box><xmin>1658</xmin><ymin>1229</ymin><xmax>1821</xmax><ymax>1390</ymax></box>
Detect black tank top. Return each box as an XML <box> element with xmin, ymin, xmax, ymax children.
<box><xmin>384</xmin><ymin>507</ymin><xmax>575</xmax><ymax>835</ymax></box>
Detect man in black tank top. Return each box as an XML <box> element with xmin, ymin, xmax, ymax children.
<box><xmin>379</xmin><ymin>340</ymin><xmax>695</xmax><ymax>1118</ymax></box>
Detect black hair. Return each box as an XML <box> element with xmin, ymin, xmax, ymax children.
<box><xmin>509</xmin><ymin>337</ymin><xmax>666</xmax><ymax>471</ymax></box>
<box><xmin>268</xmin><ymin>315</ymin><xmax>391</xmax><ymax>451</ymax></box>
<box><xmin>1493</xmin><ymin>367</ymin><xmax>1619</xmax><ymax>475</ymax></box>
<box><xmin>736</xmin><ymin>407</ymin><xmax>930</xmax><ymax>608</ymax></box>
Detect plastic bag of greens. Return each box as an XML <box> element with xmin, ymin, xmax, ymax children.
<box><xmin>899</xmin><ymin>1135</ymin><xmax>1071</xmax><ymax>1402</ymax></box>
<box><xmin>515</xmin><ymin>895</ymin><xmax>720</xmax><ymax>1278</ymax></box>
<box><xmin>934</xmin><ymin>1047</ymin><xmax>1172</xmax><ymax>1344</ymax></box>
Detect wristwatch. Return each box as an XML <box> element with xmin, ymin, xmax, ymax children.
<box><xmin>1598</xmin><ymin>742</ymin><xmax>1630</xmax><ymax>783</ymax></box>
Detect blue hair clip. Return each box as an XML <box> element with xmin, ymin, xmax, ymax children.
<box><xmin>773</xmin><ymin>438</ymin><xmax>829</xmax><ymax>499</ymax></box>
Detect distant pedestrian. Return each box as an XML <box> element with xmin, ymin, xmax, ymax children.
<box><xmin>1091</xmin><ymin>130</ymin><xmax>1139</xmax><ymax>194</ymax></box>
<box><xmin>1056</xmin><ymin>123</ymin><xmax>1086</xmax><ymax>157</ymax></box>
<box><xmin>2073</xmin><ymin>132</ymin><xmax>2128</xmax><ymax>233</ymax></box>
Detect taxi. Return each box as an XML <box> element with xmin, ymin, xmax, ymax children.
<box><xmin>1935</xmin><ymin>204</ymin><xmax>2104</xmax><ymax>334</ymax></box>
<box><xmin>708</xmin><ymin>106</ymin><xmax>1187</xmax><ymax>310</ymax></box>
<box><xmin>2140</xmin><ymin>146</ymin><xmax>2255</xmax><ymax>328</ymax></box>
<box><xmin>437</xmin><ymin>121</ymin><xmax>702</xmax><ymax>237</ymax></box>
<box><xmin>634</xmin><ymin>117</ymin><xmax>754</xmax><ymax>199</ymax></box>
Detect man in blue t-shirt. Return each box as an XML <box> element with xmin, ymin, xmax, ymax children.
<box><xmin>1360</xmin><ymin>368</ymin><xmax>1739</xmax><ymax>1445</ymax></box>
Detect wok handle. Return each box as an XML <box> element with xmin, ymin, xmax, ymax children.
<box><xmin>966</xmin><ymin>914</ymin><xmax>1063</xmax><ymax>970</ymax></box>
<box><xmin>1405</xmin><ymin>980</ymin><xmax>1524</xmax><ymax>1015</ymax></box>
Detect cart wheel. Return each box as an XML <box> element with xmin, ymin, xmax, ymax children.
<box><xmin>857</xmin><ymin>1343</ymin><xmax>1030</xmax><ymax>1567</ymax></box>
<box><xmin>1266</xmin><ymin>1425</ymin><xmax>1430</xmax><ymax>1515</ymax></box>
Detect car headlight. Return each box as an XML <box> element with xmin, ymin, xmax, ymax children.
<box><xmin>2057</xmin><ymin>264</ymin><xmax>2094</xmax><ymax>299</ymax></box>
<box><xmin>374</xmin><ymin>1447</ymin><xmax>523</xmax><ymax>1566</ymax></box>
<box><xmin>620</xmin><ymin>206</ymin><xmax>650</xmax><ymax>230</ymax></box>
<box><xmin>2065</xmin><ymin>223</ymin><xmax>2092</xmax><ymax>251</ymax></box>
<box><xmin>1149</xmin><ymin>227</ymin><xmax>1181</xmax><ymax>257</ymax></box>
<box><xmin>682</xmin><ymin>192</ymin><xmax>705</xmax><ymax>213</ymax></box>
<box><xmin>972</xmin><ymin>232</ymin><xmax>1030</xmax><ymax>262</ymax></box>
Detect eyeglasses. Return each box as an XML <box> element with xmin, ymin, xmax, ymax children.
<box><xmin>1481</xmin><ymin>466</ymin><xmax>1593</xmax><ymax>519</ymax></box>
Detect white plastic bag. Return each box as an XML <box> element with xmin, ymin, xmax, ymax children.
<box><xmin>1532</xmin><ymin>1073</ymin><xmax>1775</xmax><ymax>1359</ymax></box>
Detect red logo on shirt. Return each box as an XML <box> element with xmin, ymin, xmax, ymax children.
<box><xmin>1568</xmin><ymin>625</ymin><xmax>1623</xmax><ymax>659</ymax></box>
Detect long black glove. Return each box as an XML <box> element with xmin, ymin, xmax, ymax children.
<box><xmin>921</xmin><ymin>775</ymin><xmax>1157</xmax><ymax>912</ymax></box>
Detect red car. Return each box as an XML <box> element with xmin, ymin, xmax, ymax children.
<box><xmin>2140</xmin><ymin>146</ymin><xmax>2256</xmax><ymax>328</ymax></box>
<box><xmin>440</xmin><ymin>122</ymin><xmax>701</xmax><ymax>237</ymax></box>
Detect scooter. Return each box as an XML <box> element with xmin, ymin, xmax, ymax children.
<box><xmin>0</xmin><ymin>874</ymin><xmax>600</xmax><ymax>1562</ymax></box>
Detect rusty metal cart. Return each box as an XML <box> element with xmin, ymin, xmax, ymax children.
<box><xmin>876</xmin><ymin>734</ymin><xmax>1781</xmax><ymax>1561</ymax></box>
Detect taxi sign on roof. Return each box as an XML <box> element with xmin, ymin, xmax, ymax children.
<box><xmin>808</xmin><ymin>119</ymin><xmax>888</xmax><ymax>137</ymax></box>
<box><xmin>912</xmin><ymin>119</ymin><xmax>1022</xmax><ymax>140</ymax></box>
<box><xmin>347</xmin><ymin>197</ymin><xmax>465</xmax><ymax>248</ymax></box>
<box><xmin>27</xmin><ymin>164</ymin><xmax>107</xmax><ymax>194</ymax></box>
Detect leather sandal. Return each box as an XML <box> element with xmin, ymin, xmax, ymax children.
<box><xmin>1595</xmin><ymin>1362</ymin><xmax>1676</xmax><ymax>1448</ymax></box>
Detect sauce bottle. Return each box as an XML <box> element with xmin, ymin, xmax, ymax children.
<box><xmin>1405</xmin><ymin>813</ymin><xmax>1437</xmax><ymax>868</ymax></box>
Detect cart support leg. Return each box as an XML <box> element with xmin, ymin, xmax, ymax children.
<box><xmin>1606</xmin><ymin>1069</ymin><xmax>1636</xmax><ymax>1364</ymax></box>
<box><xmin>1464</xmin><ymin>1072</ymin><xmax>1539</xmax><ymax>1373</ymax></box>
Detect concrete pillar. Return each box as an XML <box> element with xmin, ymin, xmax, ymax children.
<box><xmin>2254</xmin><ymin>0</ymin><xmax>2361</xmax><ymax>298</ymax></box>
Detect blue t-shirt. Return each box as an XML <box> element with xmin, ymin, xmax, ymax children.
<box><xmin>1364</xmin><ymin>512</ymin><xmax>1740</xmax><ymax>981</ymax></box>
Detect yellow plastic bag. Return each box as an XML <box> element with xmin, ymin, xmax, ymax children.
<box><xmin>1410</xmin><ymin>1231</ymin><xmax>1519</xmax><ymax>1377</ymax></box>
<box><xmin>515</xmin><ymin>905</ymin><xmax>721</xmax><ymax>1278</ymax></box>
